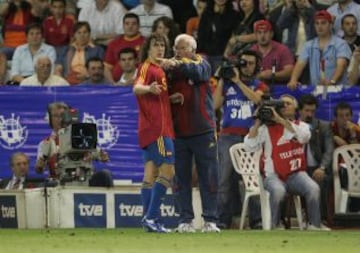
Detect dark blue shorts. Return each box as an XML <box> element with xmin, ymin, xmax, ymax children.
<box><xmin>142</xmin><ymin>137</ymin><xmax>175</xmax><ymax>167</ymax></box>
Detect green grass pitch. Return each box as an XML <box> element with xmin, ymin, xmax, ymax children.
<box><xmin>0</xmin><ymin>229</ymin><xmax>359</xmax><ymax>253</ymax></box>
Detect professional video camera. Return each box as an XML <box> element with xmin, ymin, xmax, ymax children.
<box><xmin>217</xmin><ymin>58</ymin><xmax>247</xmax><ymax>80</ymax></box>
<box><xmin>256</xmin><ymin>96</ymin><xmax>284</xmax><ymax>125</ymax></box>
<box><xmin>57</xmin><ymin>108</ymin><xmax>98</xmax><ymax>184</ymax></box>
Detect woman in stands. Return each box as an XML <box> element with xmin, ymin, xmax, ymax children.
<box><xmin>0</xmin><ymin>0</ymin><xmax>37</xmax><ymax>59</ymax></box>
<box><xmin>151</xmin><ymin>16</ymin><xmax>180</xmax><ymax>55</ymax></box>
<box><xmin>59</xmin><ymin>21</ymin><xmax>104</xmax><ymax>85</ymax></box>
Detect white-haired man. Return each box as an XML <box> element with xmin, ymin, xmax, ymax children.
<box><xmin>20</xmin><ymin>56</ymin><xmax>69</xmax><ymax>86</ymax></box>
<box><xmin>158</xmin><ymin>34</ymin><xmax>220</xmax><ymax>233</ymax></box>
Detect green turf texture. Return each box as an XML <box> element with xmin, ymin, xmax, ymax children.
<box><xmin>0</xmin><ymin>229</ymin><xmax>359</xmax><ymax>253</ymax></box>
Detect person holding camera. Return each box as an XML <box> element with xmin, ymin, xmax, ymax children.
<box><xmin>35</xmin><ymin>102</ymin><xmax>112</xmax><ymax>187</ymax></box>
<box><xmin>213</xmin><ymin>49</ymin><xmax>268</xmax><ymax>229</ymax></box>
<box><xmin>244</xmin><ymin>94</ymin><xmax>329</xmax><ymax>230</ymax></box>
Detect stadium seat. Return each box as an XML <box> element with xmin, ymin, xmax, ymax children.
<box><xmin>229</xmin><ymin>143</ymin><xmax>303</xmax><ymax>230</ymax></box>
<box><xmin>333</xmin><ymin>144</ymin><xmax>360</xmax><ymax>213</ymax></box>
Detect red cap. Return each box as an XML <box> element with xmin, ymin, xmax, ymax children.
<box><xmin>314</xmin><ymin>10</ymin><xmax>333</xmax><ymax>23</ymax></box>
<box><xmin>253</xmin><ymin>20</ymin><xmax>273</xmax><ymax>32</ymax></box>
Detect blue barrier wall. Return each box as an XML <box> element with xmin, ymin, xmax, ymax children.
<box><xmin>1</xmin><ymin>86</ymin><xmax>360</xmax><ymax>182</ymax></box>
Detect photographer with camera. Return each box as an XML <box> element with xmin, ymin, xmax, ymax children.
<box><xmin>213</xmin><ymin>49</ymin><xmax>268</xmax><ymax>229</ymax></box>
<box><xmin>244</xmin><ymin>94</ymin><xmax>329</xmax><ymax>230</ymax></box>
<box><xmin>35</xmin><ymin>102</ymin><xmax>112</xmax><ymax>187</ymax></box>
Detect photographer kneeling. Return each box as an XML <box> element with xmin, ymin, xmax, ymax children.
<box><xmin>214</xmin><ymin>50</ymin><xmax>268</xmax><ymax>229</ymax></box>
<box><xmin>35</xmin><ymin>102</ymin><xmax>113</xmax><ymax>187</ymax></box>
<box><xmin>244</xmin><ymin>95</ymin><xmax>329</xmax><ymax>230</ymax></box>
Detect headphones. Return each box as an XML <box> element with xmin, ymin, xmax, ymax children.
<box><xmin>46</xmin><ymin>102</ymin><xmax>69</xmax><ymax>129</ymax></box>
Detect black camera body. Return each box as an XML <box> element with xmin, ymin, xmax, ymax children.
<box><xmin>257</xmin><ymin>99</ymin><xmax>285</xmax><ymax>125</ymax></box>
<box><xmin>218</xmin><ymin>58</ymin><xmax>247</xmax><ymax>80</ymax></box>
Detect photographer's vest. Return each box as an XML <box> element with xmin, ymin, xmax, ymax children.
<box><xmin>221</xmin><ymin>79</ymin><xmax>261</xmax><ymax>136</ymax></box>
<box><xmin>267</xmin><ymin>123</ymin><xmax>306</xmax><ymax>181</ymax></box>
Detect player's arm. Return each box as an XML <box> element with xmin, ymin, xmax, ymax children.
<box><xmin>133</xmin><ymin>81</ymin><xmax>162</xmax><ymax>95</ymax></box>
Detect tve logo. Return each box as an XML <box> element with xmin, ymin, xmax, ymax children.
<box><xmin>114</xmin><ymin>194</ymin><xmax>178</xmax><ymax>228</ymax></box>
<box><xmin>0</xmin><ymin>196</ymin><xmax>18</xmax><ymax>228</ymax></box>
<box><xmin>74</xmin><ymin>194</ymin><xmax>106</xmax><ymax>228</ymax></box>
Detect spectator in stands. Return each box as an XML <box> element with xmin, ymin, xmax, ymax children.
<box><xmin>348</xmin><ymin>45</ymin><xmax>360</xmax><ymax>85</ymax></box>
<box><xmin>332</xmin><ymin>102</ymin><xmax>360</xmax><ymax>146</ymax></box>
<box><xmin>104</xmin><ymin>13</ymin><xmax>145</xmax><ymax>84</ymax></box>
<box><xmin>288</xmin><ymin>10</ymin><xmax>352</xmax><ymax>88</ymax></box>
<box><xmin>0</xmin><ymin>52</ymin><xmax>7</xmax><ymax>84</ymax></box>
<box><xmin>250</xmin><ymin>19</ymin><xmax>294</xmax><ymax>85</ymax></box>
<box><xmin>260</xmin><ymin>0</ymin><xmax>283</xmax><ymax>15</ymax></box>
<box><xmin>78</xmin><ymin>0</ymin><xmax>127</xmax><ymax>46</ymax></box>
<box><xmin>244</xmin><ymin>94</ymin><xmax>329</xmax><ymax>230</ymax></box>
<box><xmin>213</xmin><ymin>49</ymin><xmax>267</xmax><ymax>229</ymax></box>
<box><xmin>20</xmin><ymin>56</ymin><xmax>69</xmax><ymax>86</ymax></box>
<box><xmin>116</xmin><ymin>47</ymin><xmax>138</xmax><ymax>86</ymax></box>
<box><xmin>159</xmin><ymin>0</ymin><xmax>197</xmax><ymax>33</ymax></box>
<box><xmin>133</xmin><ymin>33</ymin><xmax>174</xmax><ymax>233</ymax></box>
<box><xmin>331</xmin><ymin>101</ymin><xmax>360</xmax><ymax>212</ymax></box>
<box><xmin>130</xmin><ymin>0</ymin><xmax>173</xmax><ymax>37</ymax></box>
<box><xmin>10</xmin><ymin>23</ymin><xmax>56</xmax><ymax>85</ymax></box>
<box><xmin>186</xmin><ymin>0</ymin><xmax>207</xmax><ymax>41</ymax></box>
<box><xmin>198</xmin><ymin>0</ymin><xmax>240</xmax><ymax>73</ymax></box>
<box><xmin>0</xmin><ymin>0</ymin><xmax>37</xmax><ymax>59</ymax></box>
<box><xmin>35</xmin><ymin>102</ymin><xmax>113</xmax><ymax>186</ymax></box>
<box><xmin>0</xmin><ymin>152</ymin><xmax>29</xmax><ymax>190</ymax></box>
<box><xmin>43</xmin><ymin>0</ymin><xmax>75</xmax><ymax>66</ymax></box>
<box><xmin>158</xmin><ymin>34</ymin><xmax>220</xmax><ymax>233</ymax></box>
<box><xmin>80</xmin><ymin>57</ymin><xmax>111</xmax><ymax>85</ymax></box>
<box><xmin>276</xmin><ymin>0</ymin><xmax>316</xmax><ymax>56</ymax></box>
<box><xmin>30</xmin><ymin>0</ymin><xmax>50</xmax><ymax>21</ymax></box>
<box><xmin>60</xmin><ymin>21</ymin><xmax>104</xmax><ymax>85</ymax></box>
<box><xmin>298</xmin><ymin>94</ymin><xmax>334</xmax><ymax>224</ymax></box>
<box><xmin>327</xmin><ymin>0</ymin><xmax>360</xmax><ymax>37</ymax></box>
<box><xmin>224</xmin><ymin>0</ymin><xmax>264</xmax><ymax>58</ymax></box>
<box><xmin>341</xmin><ymin>14</ymin><xmax>360</xmax><ymax>51</ymax></box>
<box><xmin>152</xmin><ymin>16</ymin><xmax>180</xmax><ymax>52</ymax></box>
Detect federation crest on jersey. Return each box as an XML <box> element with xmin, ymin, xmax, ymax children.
<box><xmin>82</xmin><ymin>113</ymin><xmax>119</xmax><ymax>149</ymax></box>
<box><xmin>0</xmin><ymin>113</ymin><xmax>28</xmax><ymax>150</ymax></box>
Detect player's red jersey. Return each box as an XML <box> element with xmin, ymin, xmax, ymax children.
<box><xmin>135</xmin><ymin>60</ymin><xmax>174</xmax><ymax>148</ymax></box>
<box><xmin>268</xmin><ymin>123</ymin><xmax>306</xmax><ymax>181</ymax></box>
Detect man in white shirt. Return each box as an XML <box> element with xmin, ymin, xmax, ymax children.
<box><xmin>130</xmin><ymin>0</ymin><xmax>173</xmax><ymax>37</ymax></box>
<box><xmin>78</xmin><ymin>0</ymin><xmax>127</xmax><ymax>45</ymax></box>
<box><xmin>0</xmin><ymin>152</ymin><xmax>29</xmax><ymax>190</ymax></box>
<box><xmin>20</xmin><ymin>56</ymin><xmax>69</xmax><ymax>86</ymax></box>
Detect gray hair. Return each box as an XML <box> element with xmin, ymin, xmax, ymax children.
<box><xmin>9</xmin><ymin>152</ymin><xmax>29</xmax><ymax>168</ymax></box>
<box><xmin>174</xmin><ymin>34</ymin><xmax>197</xmax><ymax>51</ymax></box>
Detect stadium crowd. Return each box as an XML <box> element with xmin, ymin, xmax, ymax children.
<box><xmin>1</xmin><ymin>0</ymin><xmax>360</xmax><ymax>233</ymax></box>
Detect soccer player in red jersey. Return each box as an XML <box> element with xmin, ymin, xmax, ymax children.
<box><xmin>133</xmin><ymin>33</ymin><xmax>175</xmax><ymax>233</ymax></box>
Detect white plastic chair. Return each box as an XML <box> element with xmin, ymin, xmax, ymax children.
<box><xmin>229</xmin><ymin>143</ymin><xmax>303</xmax><ymax>230</ymax></box>
<box><xmin>333</xmin><ymin>144</ymin><xmax>360</xmax><ymax>213</ymax></box>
